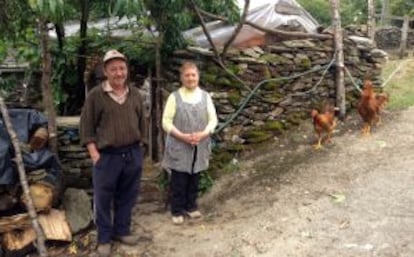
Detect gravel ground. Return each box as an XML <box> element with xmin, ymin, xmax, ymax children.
<box><xmin>105</xmin><ymin>107</ymin><xmax>414</xmax><ymax>257</ymax></box>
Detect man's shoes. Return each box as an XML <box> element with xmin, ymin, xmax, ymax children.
<box><xmin>97</xmin><ymin>243</ymin><xmax>111</xmax><ymax>257</ymax></box>
<box><xmin>186</xmin><ymin>210</ymin><xmax>202</xmax><ymax>219</ymax></box>
<box><xmin>113</xmin><ymin>235</ymin><xmax>140</xmax><ymax>246</ymax></box>
<box><xmin>172</xmin><ymin>215</ymin><xmax>184</xmax><ymax>225</ymax></box>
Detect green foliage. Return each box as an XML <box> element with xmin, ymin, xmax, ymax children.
<box><xmin>298</xmin><ymin>0</ymin><xmax>413</xmax><ymax>26</ymax></box>
<box><xmin>391</xmin><ymin>0</ymin><xmax>414</xmax><ymax>16</ymax></box>
<box><xmin>199</xmin><ymin>171</ymin><xmax>214</xmax><ymax>194</ymax></box>
<box><xmin>109</xmin><ymin>0</ymin><xmax>145</xmax><ymax>18</ymax></box>
<box><xmin>28</xmin><ymin>0</ymin><xmax>66</xmax><ymax>22</ymax></box>
<box><xmin>382</xmin><ymin>60</ymin><xmax>414</xmax><ymax>110</ymax></box>
<box><xmin>0</xmin><ymin>0</ymin><xmax>35</xmax><ymax>39</ymax></box>
<box><xmin>297</xmin><ymin>0</ymin><xmax>367</xmax><ymax>26</ymax></box>
<box><xmin>297</xmin><ymin>0</ymin><xmax>331</xmax><ymax>26</ymax></box>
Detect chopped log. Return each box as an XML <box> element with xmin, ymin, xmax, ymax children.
<box><xmin>29</xmin><ymin>127</ymin><xmax>49</xmax><ymax>151</ymax></box>
<box><xmin>2</xmin><ymin>209</ymin><xmax>72</xmax><ymax>251</ymax></box>
<box><xmin>56</xmin><ymin>116</ymin><xmax>80</xmax><ymax>128</ymax></box>
<box><xmin>21</xmin><ymin>183</ymin><xmax>54</xmax><ymax>212</ymax></box>
<box><xmin>0</xmin><ymin>213</ymin><xmax>31</xmax><ymax>233</ymax></box>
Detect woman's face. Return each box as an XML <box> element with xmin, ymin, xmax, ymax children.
<box><xmin>180</xmin><ymin>67</ymin><xmax>199</xmax><ymax>90</ymax></box>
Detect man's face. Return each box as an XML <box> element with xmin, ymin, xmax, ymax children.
<box><xmin>104</xmin><ymin>59</ymin><xmax>128</xmax><ymax>88</ymax></box>
<box><xmin>180</xmin><ymin>67</ymin><xmax>199</xmax><ymax>90</ymax></box>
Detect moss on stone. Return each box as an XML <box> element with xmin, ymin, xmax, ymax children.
<box><xmin>223</xmin><ymin>143</ymin><xmax>246</xmax><ymax>153</ymax></box>
<box><xmin>261</xmin><ymin>67</ymin><xmax>281</xmax><ymax>91</ymax></box>
<box><xmin>286</xmin><ymin>112</ymin><xmax>308</xmax><ymax>126</ymax></box>
<box><xmin>263</xmin><ymin>92</ymin><xmax>284</xmax><ymax>102</ymax></box>
<box><xmin>260</xmin><ymin>53</ymin><xmax>289</xmax><ymax>65</ymax></box>
<box><xmin>263</xmin><ymin>121</ymin><xmax>285</xmax><ymax>132</ymax></box>
<box><xmin>208</xmin><ymin>151</ymin><xmax>234</xmax><ymax>177</ymax></box>
<box><xmin>299</xmin><ymin>56</ymin><xmax>312</xmax><ymax>69</ymax></box>
<box><xmin>228</xmin><ymin>90</ymin><xmax>242</xmax><ymax>106</ymax></box>
<box><xmin>205</xmin><ymin>64</ymin><xmax>221</xmax><ymax>75</ymax></box>
<box><xmin>201</xmin><ymin>73</ymin><xmax>217</xmax><ymax>85</ymax></box>
<box><xmin>216</xmin><ymin>77</ymin><xmax>232</xmax><ymax>87</ymax></box>
<box><xmin>242</xmin><ymin>130</ymin><xmax>273</xmax><ymax>144</ymax></box>
<box><xmin>226</xmin><ymin>63</ymin><xmax>242</xmax><ymax>75</ymax></box>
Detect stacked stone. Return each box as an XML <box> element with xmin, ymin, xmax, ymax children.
<box><xmin>57</xmin><ymin>117</ymin><xmax>93</xmax><ymax>188</ymax></box>
<box><xmin>375</xmin><ymin>26</ymin><xmax>414</xmax><ymax>50</ymax></box>
<box><xmin>167</xmin><ymin>36</ymin><xmax>387</xmax><ymax>146</ymax></box>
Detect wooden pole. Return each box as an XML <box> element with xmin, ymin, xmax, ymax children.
<box><xmin>367</xmin><ymin>0</ymin><xmax>376</xmax><ymax>42</ymax></box>
<box><xmin>399</xmin><ymin>15</ymin><xmax>409</xmax><ymax>59</ymax></box>
<box><xmin>0</xmin><ymin>97</ymin><xmax>49</xmax><ymax>257</ymax></box>
<box><xmin>330</xmin><ymin>0</ymin><xmax>346</xmax><ymax>119</ymax></box>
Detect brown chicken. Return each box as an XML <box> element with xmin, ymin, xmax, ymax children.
<box><xmin>358</xmin><ymin>80</ymin><xmax>388</xmax><ymax>136</ymax></box>
<box><xmin>311</xmin><ymin>103</ymin><xmax>337</xmax><ymax>149</ymax></box>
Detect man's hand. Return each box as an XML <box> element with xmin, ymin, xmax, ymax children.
<box><xmin>86</xmin><ymin>143</ymin><xmax>100</xmax><ymax>165</ymax></box>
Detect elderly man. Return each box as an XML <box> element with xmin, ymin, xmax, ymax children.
<box><xmin>80</xmin><ymin>49</ymin><xmax>147</xmax><ymax>257</ymax></box>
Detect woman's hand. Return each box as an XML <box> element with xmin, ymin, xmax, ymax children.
<box><xmin>190</xmin><ymin>131</ymin><xmax>209</xmax><ymax>145</ymax></box>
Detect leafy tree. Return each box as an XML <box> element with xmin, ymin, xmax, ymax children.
<box><xmin>391</xmin><ymin>0</ymin><xmax>414</xmax><ymax>16</ymax></box>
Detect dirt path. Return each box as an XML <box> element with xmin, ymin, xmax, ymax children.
<box><xmin>109</xmin><ymin>106</ymin><xmax>414</xmax><ymax>257</ymax></box>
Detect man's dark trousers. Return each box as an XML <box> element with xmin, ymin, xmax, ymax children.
<box><xmin>93</xmin><ymin>144</ymin><xmax>142</xmax><ymax>244</ymax></box>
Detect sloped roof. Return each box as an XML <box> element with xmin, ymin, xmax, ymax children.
<box><xmin>183</xmin><ymin>0</ymin><xmax>319</xmax><ymax>48</ymax></box>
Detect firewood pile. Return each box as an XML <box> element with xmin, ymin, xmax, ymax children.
<box><xmin>0</xmin><ymin>109</ymin><xmax>71</xmax><ymax>257</ymax></box>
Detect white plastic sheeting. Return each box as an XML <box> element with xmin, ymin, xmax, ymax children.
<box><xmin>183</xmin><ymin>0</ymin><xmax>319</xmax><ymax>48</ymax></box>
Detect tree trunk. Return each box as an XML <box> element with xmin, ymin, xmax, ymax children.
<box><xmin>380</xmin><ymin>0</ymin><xmax>390</xmax><ymax>25</ymax></box>
<box><xmin>39</xmin><ymin>19</ymin><xmax>58</xmax><ymax>154</ymax></box>
<box><xmin>0</xmin><ymin>97</ymin><xmax>49</xmax><ymax>257</ymax></box>
<box><xmin>151</xmin><ymin>35</ymin><xmax>164</xmax><ymax>162</ymax></box>
<box><xmin>70</xmin><ymin>0</ymin><xmax>89</xmax><ymax>114</ymax></box>
<box><xmin>330</xmin><ymin>0</ymin><xmax>346</xmax><ymax>119</ymax></box>
<box><xmin>367</xmin><ymin>0</ymin><xmax>376</xmax><ymax>41</ymax></box>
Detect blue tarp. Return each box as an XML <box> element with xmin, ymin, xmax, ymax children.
<box><xmin>0</xmin><ymin>108</ymin><xmax>62</xmax><ymax>186</ymax></box>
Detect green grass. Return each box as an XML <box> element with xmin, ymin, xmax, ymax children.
<box><xmin>381</xmin><ymin>57</ymin><xmax>414</xmax><ymax>110</ymax></box>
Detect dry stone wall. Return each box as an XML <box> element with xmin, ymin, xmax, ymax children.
<box><xmin>375</xmin><ymin>26</ymin><xmax>414</xmax><ymax>50</ymax></box>
<box><xmin>165</xmin><ymin>36</ymin><xmax>387</xmax><ymax>149</ymax></box>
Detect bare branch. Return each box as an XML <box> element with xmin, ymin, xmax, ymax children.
<box><xmin>189</xmin><ymin>0</ymin><xmax>222</xmax><ymax>62</ymax></box>
<box><xmin>221</xmin><ymin>0</ymin><xmax>250</xmax><ymax>57</ymax></box>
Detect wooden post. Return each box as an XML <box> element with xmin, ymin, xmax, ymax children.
<box><xmin>399</xmin><ymin>15</ymin><xmax>409</xmax><ymax>59</ymax></box>
<box><xmin>367</xmin><ymin>0</ymin><xmax>376</xmax><ymax>42</ymax></box>
<box><xmin>330</xmin><ymin>0</ymin><xmax>346</xmax><ymax>119</ymax></box>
